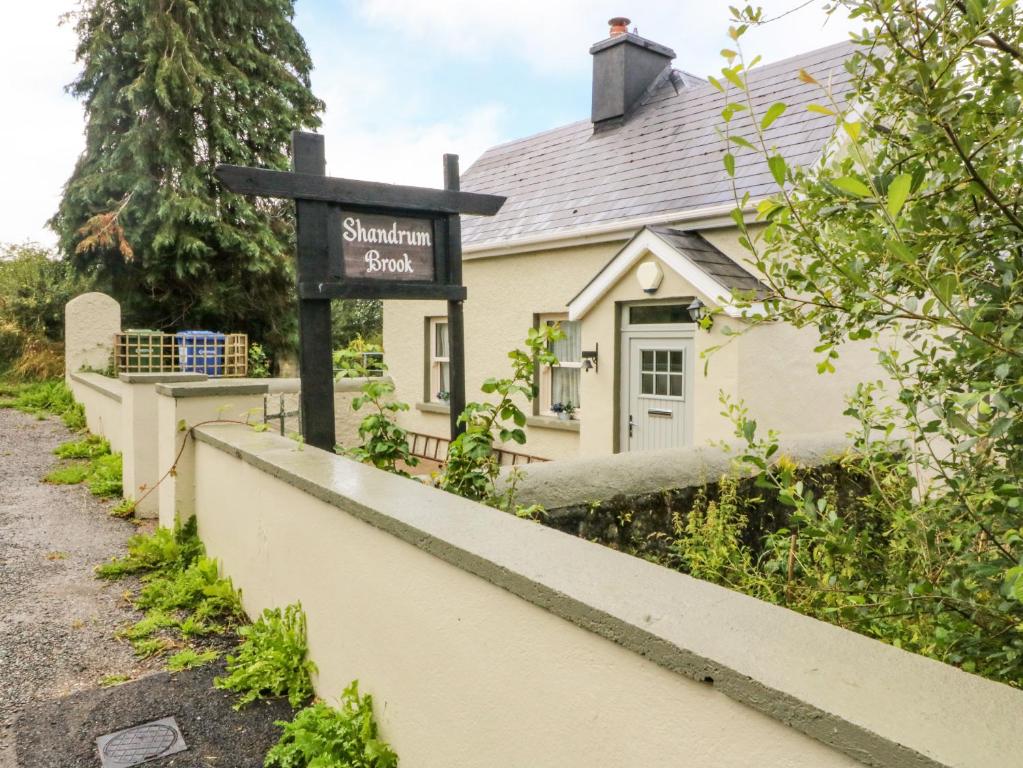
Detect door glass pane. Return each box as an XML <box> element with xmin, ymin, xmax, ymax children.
<box><xmin>655</xmin><ymin>374</ymin><xmax>668</xmax><ymax>395</ymax></box>
<box><xmin>670</xmin><ymin>350</ymin><xmax>684</xmax><ymax>373</ymax></box>
<box><xmin>641</xmin><ymin>350</ymin><xmax>653</xmax><ymax>370</ymax></box>
<box><xmin>641</xmin><ymin>373</ymin><xmax>654</xmax><ymax>394</ymax></box>
<box><xmin>669</xmin><ymin>374</ymin><xmax>683</xmax><ymax>397</ymax></box>
<box><xmin>656</xmin><ymin>351</ymin><xmax>669</xmax><ymax>372</ymax></box>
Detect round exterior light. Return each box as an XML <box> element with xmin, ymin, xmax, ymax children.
<box><xmin>636</xmin><ymin>261</ymin><xmax>663</xmax><ymax>294</ymax></box>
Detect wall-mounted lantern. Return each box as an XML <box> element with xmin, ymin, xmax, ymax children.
<box><xmin>687</xmin><ymin>297</ymin><xmax>706</xmax><ymax>324</ymax></box>
<box><xmin>582</xmin><ymin>343</ymin><xmax>599</xmax><ymax>373</ymax></box>
<box><xmin>636</xmin><ymin>261</ymin><xmax>663</xmax><ymax>294</ymax></box>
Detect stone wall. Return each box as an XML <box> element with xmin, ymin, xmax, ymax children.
<box><xmin>505</xmin><ymin>434</ymin><xmax>863</xmax><ymax>558</ymax></box>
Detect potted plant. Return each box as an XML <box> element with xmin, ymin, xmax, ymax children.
<box><xmin>551</xmin><ymin>402</ymin><xmax>568</xmax><ymax>421</ymax></box>
<box><xmin>436</xmin><ymin>390</ymin><xmax>450</xmax><ymax>402</ymax></box>
<box><xmin>564</xmin><ymin>401</ymin><xmax>576</xmax><ymax>420</ymax></box>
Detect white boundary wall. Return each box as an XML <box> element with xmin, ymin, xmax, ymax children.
<box><xmin>61</xmin><ymin>293</ymin><xmax>1022</xmax><ymax>766</ymax></box>
<box><xmin>188</xmin><ymin>423</ymin><xmax>1021</xmax><ymax>768</ymax></box>
<box><xmin>68</xmin><ymin>372</ymin><xmax>125</xmax><ymax>453</ymax></box>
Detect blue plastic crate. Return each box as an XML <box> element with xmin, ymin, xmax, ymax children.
<box><xmin>176</xmin><ymin>331</ymin><xmax>226</xmax><ymax>376</ymax></box>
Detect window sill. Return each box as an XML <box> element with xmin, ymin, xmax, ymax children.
<box><xmin>416</xmin><ymin>401</ymin><xmax>450</xmax><ymax>414</ymax></box>
<box><xmin>526</xmin><ymin>414</ymin><xmax>580</xmax><ymax>432</ymax></box>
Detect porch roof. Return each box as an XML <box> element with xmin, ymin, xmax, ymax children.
<box><xmin>567</xmin><ymin>226</ymin><xmax>768</xmax><ymax>321</ymax></box>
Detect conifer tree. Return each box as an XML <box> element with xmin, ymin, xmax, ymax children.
<box><xmin>52</xmin><ymin>1</ymin><xmax>324</xmax><ymax>355</ymax></box>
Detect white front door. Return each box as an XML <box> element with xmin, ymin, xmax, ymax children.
<box><xmin>623</xmin><ymin>335</ymin><xmax>694</xmax><ymax>452</ymax></box>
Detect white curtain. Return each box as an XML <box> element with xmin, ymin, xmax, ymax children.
<box><xmin>550</xmin><ymin>321</ymin><xmax>581</xmax><ymax>408</ymax></box>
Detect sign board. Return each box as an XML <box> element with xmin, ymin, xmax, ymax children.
<box><xmin>215</xmin><ymin>132</ymin><xmax>505</xmax><ymax>450</ymax></box>
<box><xmin>340</xmin><ymin>212</ymin><xmax>434</xmax><ymax>282</ymax></box>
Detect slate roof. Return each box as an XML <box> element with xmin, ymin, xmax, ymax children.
<box><xmin>647</xmin><ymin>227</ymin><xmax>768</xmax><ymax>298</ymax></box>
<box><xmin>460</xmin><ymin>40</ymin><xmax>856</xmax><ymax>247</ymax></box>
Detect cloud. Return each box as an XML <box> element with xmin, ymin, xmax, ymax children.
<box><xmin>300</xmin><ymin>11</ymin><xmax>507</xmax><ymax>187</ymax></box>
<box><xmin>319</xmin><ymin>102</ymin><xmax>507</xmax><ymax>187</ymax></box>
<box><xmin>354</xmin><ymin>0</ymin><xmax>859</xmax><ymax>77</ymax></box>
<box><xmin>0</xmin><ymin>1</ymin><xmax>862</xmax><ymax>247</ymax></box>
<box><xmin>0</xmin><ymin>2</ymin><xmax>83</xmax><ymax>248</ymax></box>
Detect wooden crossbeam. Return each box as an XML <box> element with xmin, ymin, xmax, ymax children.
<box><xmin>215</xmin><ymin>164</ymin><xmax>505</xmax><ymax>216</ymax></box>
<box><xmin>299</xmin><ymin>281</ymin><xmax>466</xmax><ymax>301</ymax></box>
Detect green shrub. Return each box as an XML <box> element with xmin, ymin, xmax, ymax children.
<box><xmin>345</xmin><ymin>378</ymin><xmax>418</xmax><ymax>476</ymax></box>
<box><xmin>54</xmin><ymin>434</ymin><xmax>110</xmax><ymax>459</ymax></box>
<box><xmin>265</xmin><ymin>682</ymin><xmax>398</xmax><ymax>768</ymax></box>
<box><xmin>99</xmin><ymin>518</ymin><xmax>244</xmax><ymax>658</ymax></box>
<box><xmin>109</xmin><ymin>498</ymin><xmax>136</xmax><ymax>518</ymax></box>
<box><xmin>248</xmin><ymin>343</ymin><xmax>271</xmax><ymax>378</ymax></box>
<box><xmin>215</xmin><ymin>603</ymin><xmax>317</xmax><ymax>709</ymax></box>
<box><xmin>44</xmin><ymin>463</ymin><xmax>91</xmax><ymax>485</ymax></box>
<box><xmin>135</xmin><ymin>556</ymin><xmax>243</xmax><ymax>629</ymax></box>
<box><xmin>44</xmin><ymin>447</ymin><xmax>122</xmax><ymax>498</ymax></box>
<box><xmin>332</xmin><ymin>336</ymin><xmax>383</xmax><ymax>378</ymax></box>
<box><xmin>95</xmin><ymin>517</ymin><xmax>202</xmax><ymax>579</ymax></box>
<box><xmin>439</xmin><ymin>325</ymin><xmax>561</xmax><ymax>506</ymax></box>
<box><xmin>84</xmin><ymin>453</ymin><xmax>122</xmax><ymax>497</ymax></box>
<box><xmin>166</xmin><ymin>648</ymin><xmax>219</xmax><ymax>672</ymax></box>
<box><xmin>0</xmin><ymin>379</ymin><xmax>86</xmax><ymax>430</ymax></box>
<box><xmin>0</xmin><ymin>243</ymin><xmax>90</xmax><ymax>377</ymax></box>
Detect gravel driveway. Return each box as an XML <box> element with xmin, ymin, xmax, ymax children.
<box><xmin>0</xmin><ymin>408</ymin><xmax>158</xmax><ymax>767</ymax></box>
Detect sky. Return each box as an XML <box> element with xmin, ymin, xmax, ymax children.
<box><xmin>0</xmin><ymin>1</ymin><xmax>858</xmax><ymax>248</ymax></box>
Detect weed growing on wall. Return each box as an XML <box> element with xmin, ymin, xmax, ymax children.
<box><xmin>214</xmin><ymin>603</ymin><xmax>317</xmax><ymax>710</ymax></box>
<box><xmin>109</xmin><ymin>499</ymin><xmax>137</xmax><ymax>518</ymax></box>
<box><xmin>96</xmin><ymin>518</ymin><xmax>243</xmax><ymax>662</ymax></box>
<box><xmin>439</xmin><ymin>324</ymin><xmax>562</xmax><ymax>506</ymax></box>
<box><xmin>0</xmin><ymin>379</ymin><xmax>86</xmax><ymax>430</ymax></box>
<box><xmin>166</xmin><ymin>648</ymin><xmax>220</xmax><ymax>672</ymax></box>
<box><xmin>45</xmin><ymin>437</ymin><xmax>123</xmax><ymax>498</ymax></box>
<box><xmin>265</xmin><ymin>681</ymin><xmax>398</xmax><ymax>768</ymax></box>
<box><xmin>54</xmin><ymin>434</ymin><xmax>110</xmax><ymax>459</ymax></box>
<box><xmin>84</xmin><ymin>453</ymin><xmax>123</xmax><ymax>497</ymax></box>
<box><xmin>95</xmin><ymin>518</ymin><xmax>202</xmax><ymax>579</ymax></box>
<box><xmin>44</xmin><ymin>463</ymin><xmax>92</xmax><ymax>486</ymax></box>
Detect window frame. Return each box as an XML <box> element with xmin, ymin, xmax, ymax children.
<box><xmin>428</xmin><ymin>316</ymin><xmax>450</xmax><ymax>404</ymax></box>
<box><xmin>538</xmin><ymin>313</ymin><xmax>582</xmax><ymax>418</ymax></box>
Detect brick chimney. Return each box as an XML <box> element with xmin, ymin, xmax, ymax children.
<box><xmin>590</xmin><ymin>17</ymin><xmax>675</xmax><ymax>129</ymax></box>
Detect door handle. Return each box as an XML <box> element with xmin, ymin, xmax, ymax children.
<box><xmin>628</xmin><ymin>414</ymin><xmax>635</xmax><ymax>438</ymax></box>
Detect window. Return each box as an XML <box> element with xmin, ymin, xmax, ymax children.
<box><xmin>429</xmin><ymin>317</ymin><xmax>450</xmax><ymax>402</ymax></box>
<box><xmin>540</xmin><ymin>315</ymin><xmax>582</xmax><ymax>415</ymax></box>
<box><xmin>629</xmin><ymin>303</ymin><xmax>693</xmax><ymax>325</ymax></box>
<box><xmin>640</xmin><ymin>349</ymin><xmax>685</xmax><ymax>398</ymax></box>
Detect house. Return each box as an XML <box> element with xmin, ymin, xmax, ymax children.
<box><xmin>384</xmin><ymin>19</ymin><xmax>878</xmax><ymax>460</ymax></box>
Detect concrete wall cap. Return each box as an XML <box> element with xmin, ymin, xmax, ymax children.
<box><xmin>264</xmin><ymin>376</ymin><xmax>393</xmax><ymax>394</ymax></box>
<box><xmin>119</xmin><ymin>373</ymin><xmax>209</xmax><ymax>384</ymax></box>
<box><xmin>506</xmin><ymin>433</ymin><xmax>852</xmax><ymax>510</ymax></box>
<box><xmin>193</xmin><ymin>423</ymin><xmax>1022</xmax><ymax>768</ymax></box>
<box><xmin>155</xmin><ymin>379</ymin><xmax>270</xmax><ymax>398</ymax></box>
<box><xmin>69</xmin><ymin>371</ymin><xmax>123</xmax><ymax>403</ymax></box>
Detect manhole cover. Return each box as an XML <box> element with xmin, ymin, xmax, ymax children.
<box><xmin>95</xmin><ymin>716</ymin><xmax>187</xmax><ymax>767</ymax></box>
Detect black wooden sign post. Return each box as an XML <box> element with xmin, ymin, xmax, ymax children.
<box><xmin>216</xmin><ymin>130</ymin><xmax>505</xmax><ymax>452</ymax></box>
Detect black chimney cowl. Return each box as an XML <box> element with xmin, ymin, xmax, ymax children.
<box><xmin>590</xmin><ymin>30</ymin><xmax>676</xmax><ymax>129</ymax></box>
